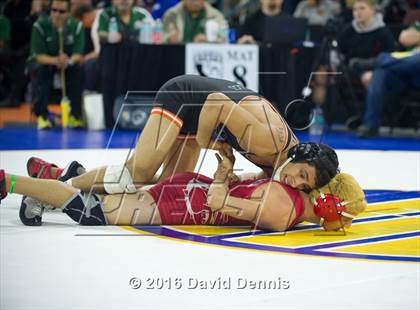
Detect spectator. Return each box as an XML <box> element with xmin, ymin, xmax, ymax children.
<box><xmin>357</xmin><ymin>22</ymin><xmax>420</xmax><ymax>137</ymax></box>
<box><xmin>98</xmin><ymin>0</ymin><xmax>153</xmax><ymax>44</ymax></box>
<box><xmin>237</xmin><ymin>0</ymin><xmax>285</xmax><ymax>44</ymax></box>
<box><xmin>73</xmin><ymin>3</ymin><xmax>100</xmax><ymax>91</ymax></box>
<box><xmin>293</xmin><ymin>0</ymin><xmax>340</xmax><ymax>25</ymax></box>
<box><xmin>163</xmin><ymin>0</ymin><xmax>226</xmax><ymax>43</ymax></box>
<box><xmin>312</xmin><ymin>0</ymin><xmax>396</xmax><ymax>126</ymax></box>
<box><xmin>28</xmin><ymin>0</ymin><xmax>85</xmax><ymax>129</ymax></box>
<box><xmin>338</xmin><ymin>0</ymin><xmax>396</xmax><ymax>66</ymax></box>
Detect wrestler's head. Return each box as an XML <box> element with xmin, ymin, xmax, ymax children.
<box><xmin>278</xmin><ymin>143</ymin><xmax>339</xmax><ymax>192</ymax></box>
<box><xmin>309</xmin><ymin>172</ymin><xmax>367</xmax><ymax>231</ymax></box>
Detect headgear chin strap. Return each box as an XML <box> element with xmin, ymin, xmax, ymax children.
<box><xmin>313</xmin><ymin>192</ymin><xmax>355</xmax><ymax>224</ymax></box>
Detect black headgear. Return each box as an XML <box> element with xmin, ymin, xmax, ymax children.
<box><xmin>286</xmin><ymin>142</ymin><xmax>340</xmax><ymax>189</ymax></box>
<box><xmin>287</xmin><ymin>142</ymin><xmax>324</xmax><ymax>163</ymax></box>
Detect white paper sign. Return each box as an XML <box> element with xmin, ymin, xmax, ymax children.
<box><xmin>185</xmin><ymin>43</ymin><xmax>259</xmax><ymax>92</ymax></box>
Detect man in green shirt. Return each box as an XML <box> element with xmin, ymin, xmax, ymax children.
<box><xmin>163</xmin><ymin>0</ymin><xmax>226</xmax><ymax>43</ymax></box>
<box><xmin>29</xmin><ymin>0</ymin><xmax>85</xmax><ymax>129</ymax></box>
<box><xmin>98</xmin><ymin>0</ymin><xmax>152</xmax><ymax>44</ymax></box>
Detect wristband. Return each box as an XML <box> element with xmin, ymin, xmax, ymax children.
<box><xmin>9</xmin><ymin>175</ymin><xmax>16</xmax><ymax>193</ymax></box>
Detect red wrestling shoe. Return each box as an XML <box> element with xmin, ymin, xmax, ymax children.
<box><xmin>26</xmin><ymin>157</ymin><xmax>86</xmax><ymax>181</ymax></box>
<box><xmin>0</xmin><ymin>169</ymin><xmax>7</xmax><ymax>203</ymax></box>
<box><xmin>26</xmin><ymin>157</ymin><xmax>60</xmax><ymax>179</ymax></box>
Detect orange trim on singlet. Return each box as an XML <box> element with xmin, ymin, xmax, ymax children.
<box><xmin>150</xmin><ymin>107</ymin><xmax>183</xmax><ymax>128</ymax></box>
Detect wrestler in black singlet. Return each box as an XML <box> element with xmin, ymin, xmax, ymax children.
<box><xmin>154</xmin><ymin>75</ymin><xmax>296</xmax><ymax>168</ymax></box>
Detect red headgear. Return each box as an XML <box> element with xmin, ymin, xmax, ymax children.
<box><xmin>313</xmin><ymin>193</ymin><xmax>355</xmax><ymax>222</ymax></box>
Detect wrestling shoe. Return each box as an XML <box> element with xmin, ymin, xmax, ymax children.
<box><xmin>37</xmin><ymin>116</ymin><xmax>52</xmax><ymax>130</ymax></box>
<box><xmin>58</xmin><ymin>161</ymin><xmax>86</xmax><ymax>182</ymax></box>
<box><xmin>19</xmin><ymin>196</ymin><xmax>54</xmax><ymax>226</ymax></box>
<box><xmin>69</xmin><ymin>115</ymin><xmax>84</xmax><ymax>129</ymax></box>
<box><xmin>27</xmin><ymin>157</ymin><xmax>59</xmax><ymax>178</ymax></box>
<box><xmin>27</xmin><ymin>157</ymin><xmax>85</xmax><ymax>180</ymax></box>
<box><xmin>0</xmin><ymin>169</ymin><xmax>7</xmax><ymax>204</ymax></box>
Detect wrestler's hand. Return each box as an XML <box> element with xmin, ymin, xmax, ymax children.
<box><xmin>208</xmin><ymin>153</ymin><xmax>230</xmax><ymax>211</ymax></box>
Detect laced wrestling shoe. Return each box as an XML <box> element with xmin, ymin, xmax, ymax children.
<box><xmin>19</xmin><ymin>196</ymin><xmax>54</xmax><ymax>226</ymax></box>
<box><xmin>0</xmin><ymin>169</ymin><xmax>7</xmax><ymax>204</ymax></box>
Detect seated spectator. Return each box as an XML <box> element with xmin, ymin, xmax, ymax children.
<box><xmin>338</xmin><ymin>0</ymin><xmax>396</xmax><ymax>68</ymax></box>
<box><xmin>357</xmin><ymin>22</ymin><xmax>420</xmax><ymax>137</ymax></box>
<box><xmin>237</xmin><ymin>0</ymin><xmax>285</xmax><ymax>44</ymax></box>
<box><xmin>312</xmin><ymin>0</ymin><xmax>396</xmax><ymax>125</ymax></box>
<box><xmin>293</xmin><ymin>0</ymin><xmax>340</xmax><ymax>25</ymax></box>
<box><xmin>163</xmin><ymin>0</ymin><xmax>226</xmax><ymax>43</ymax></box>
<box><xmin>28</xmin><ymin>0</ymin><xmax>85</xmax><ymax>129</ymax></box>
<box><xmin>98</xmin><ymin>0</ymin><xmax>153</xmax><ymax>44</ymax></box>
<box><xmin>73</xmin><ymin>3</ymin><xmax>100</xmax><ymax>91</ymax></box>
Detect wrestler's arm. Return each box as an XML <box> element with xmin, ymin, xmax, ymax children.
<box><xmin>196</xmin><ymin>92</ymin><xmax>284</xmax><ymax>156</ymax></box>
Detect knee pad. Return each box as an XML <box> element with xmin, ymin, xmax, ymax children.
<box><xmin>62</xmin><ymin>191</ymin><xmax>107</xmax><ymax>225</ymax></box>
<box><xmin>103</xmin><ymin>165</ymin><xmax>137</xmax><ymax>194</ymax></box>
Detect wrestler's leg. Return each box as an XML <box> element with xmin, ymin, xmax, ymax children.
<box><xmin>159</xmin><ymin>139</ymin><xmax>201</xmax><ymax>181</ymax></box>
<box><xmin>126</xmin><ymin>112</ymin><xmax>181</xmax><ymax>183</ymax></box>
<box><xmin>69</xmin><ymin>113</ymin><xmax>181</xmax><ymax>193</ymax></box>
<box><xmin>4</xmin><ymin>173</ymin><xmax>78</xmax><ymax>207</ymax></box>
<box><xmin>102</xmin><ymin>190</ymin><xmax>162</xmax><ymax>225</ymax></box>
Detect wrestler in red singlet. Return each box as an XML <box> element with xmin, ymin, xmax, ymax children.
<box><xmin>147</xmin><ymin>172</ymin><xmax>304</xmax><ymax>228</ymax></box>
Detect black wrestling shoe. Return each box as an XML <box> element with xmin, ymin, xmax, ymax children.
<box><xmin>58</xmin><ymin>161</ymin><xmax>86</xmax><ymax>182</ymax></box>
<box><xmin>19</xmin><ymin>196</ymin><xmax>54</xmax><ymax>226</ymax></box>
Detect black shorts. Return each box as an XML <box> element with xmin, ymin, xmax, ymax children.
<box><xmin>152</xmin><ymin>75</ymin><xmax>257</xmax><ymax>137</ymax></box>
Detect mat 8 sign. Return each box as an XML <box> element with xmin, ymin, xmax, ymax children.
<box><xmin>185</xmin><ymin>43</ymin><xmax>259</xmax><ymax>92</ymax></box>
